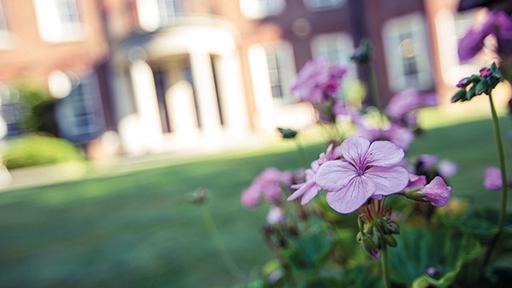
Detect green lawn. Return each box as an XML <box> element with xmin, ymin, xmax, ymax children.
<box><xmin>0</xmin><ymin>117</ymin><xmax>511</xmax><ymax>288</ymax></box>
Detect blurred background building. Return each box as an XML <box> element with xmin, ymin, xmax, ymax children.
<box><xmin>0</xmin><ymin>0</ymin><xmax>483</xmax><ymax>156</ymax></box>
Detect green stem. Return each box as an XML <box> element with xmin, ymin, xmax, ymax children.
<box><xmin>381</xmin><ymin>245</ymin><xmax>391</xmax><ymax>288</ymax></box>
<box><xmin>201</xmin><ymin>205</ymin><xmax>243</xmax><ymax>281</ymax></box>
<box><xmin>294</xmin><ymin>138</ymin><xmax>308</xmax><ymax>167</ymax></box>
<box><xmin>482</xmin><ymin>93</ymin><xmax>509</xmax><ymax>268</ymax></box>
<box><xmin>368</xmin><ymin>59</ymin><xmax>382</xmax><ymax>112</ymax></box>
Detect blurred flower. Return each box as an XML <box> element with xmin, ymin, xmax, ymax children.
<box><xmin>419</xmin><ymin>176</ymin><xmax>452</xmax><ymax>207</ymax></box>
<box><xmin>458</xmin><ymin>10</ymin><xmax>512</xmax><ymax>62</ymax></box>
<box><xmin>418</xmin><ymin>154</ymin><xmax>438</xmax><ymax>170</ymax></box>
<box><xmin>241</xmin><ymin>168</ymin><xmax>292</xmax><ymax>208</ymax></box>
<box><xmin>316</xmin><ymin>137</ymin><xmax>409</xmax><ymax>214</ymax></box>
<box><xmin>266</xmin><ymin>206</ymin><xmax>286</xmax><ymax>225</ymax></box>
<box><xmin>385</xmin><ymin>89</ymin><xmax>437</xmax><ymax>120</ymax></box>
<box><xmin>438</xmin><ymin>160</ymin><xmax>458</xmax><ymax>178</ymax></box>
<box><xmin>357</xmin><ymin>123</ymin><xmax>415</xmax><ymax>150</ymax></box>
<box><xmin>484</xmin><ymin>166</ymin><xmax>503</xmax><ymax>191</ymax></box>
<box><xmin>290</xmin><ymin>59</ymin><xmax>347</xmax><ymax>104</ymax></box>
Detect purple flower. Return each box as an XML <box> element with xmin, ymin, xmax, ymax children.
<box><xmin>386</xmin><ymin>89</ymin><xmax>438</xmax><ymax>120</ymax></box>
<box><xmin>480</xmin><ymin>67</ymin><xmax>493</xmax><ymax>78</ymax></box>
<box><xmin>241</xmin><ymin>168</ymin><xmax>292</xmax><ymax>208</ymax></box>
<box><xmin>484</xmin><ymin>166</ymin><xmax>502</xmax><ymax>191</ymax></box>
<box><xmin>456</xmin><ymin>77</ymin><xmax>471</xmax><ymax>88</ymax></box>
<box><xmin>418</xmin><ymin>154</ymin><xmax>438</xmax><ymax>170</ymax></box>
<box><xmin>383</xmin><ymin>124</ymin><xmax>415</xmax><ymax>150</ymax></box>
<box><xmin>290</xmin><ymin>59</ymin><xmax>347</xmax><ymax>104</ymax></box>
<box><xmin>419</xmin><ymin>176</ymin><xmax>452</xmax><ymax>207</ymax></box>
<box><xmin>288</xmin><ymin>144</ymin><xmax>341</xmax><ymax>205</ymax></box>
<box><xmin>458</xmin><ymin>11</ymin><xmax>512</xmax><ymax>61</ymax></box>
<box><xmin>358</xmin><ymin>124</ymin><xmax>415</xmax><ymax>150</ymax></box>
<box><xmin>266</xmin><ymin>206</ymin><xmax>286</xmax><ymax>225</ymax></box>
<box><xmin>458</xmin><ymin>27</ymin><xmax>487</xmax><ymax>62</ymax></box>
<box><xmin>316</xmin><ymin>137</ymin><xmax>409</xmax><ymax>214</ymax></box>
<box><xmin>439</xmin><ymin>160</ymin><xmax>458</xmax><ymax>178</ymax></box>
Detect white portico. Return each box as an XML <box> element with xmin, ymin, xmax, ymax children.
<box><xmin>111</xmin><ymin>18</ymin><xmax>249</xmax><ymax>154</ymax></box>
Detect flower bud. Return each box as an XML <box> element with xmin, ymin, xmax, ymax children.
<box><xmin>384</xmin><ymin>234</ymin><xmax>397</xmax><ymax>247</ymax></box>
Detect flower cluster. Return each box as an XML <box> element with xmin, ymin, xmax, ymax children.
<box><xmin>241</xmin><ymin>167</ymin><xmax>292</xmax><ymax>209</ymax></box>
<box><xmin>453</xmin><ymin>63</ymin><xmax>504</xmax><ymax>102</ymax></box>
<box><xmin>290</xmin><ymin>59</ymin><xmax>348</xmax><ymax>123</ymax></box>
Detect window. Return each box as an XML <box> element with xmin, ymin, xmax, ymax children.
<box><xmin>311</xmin><ymin>33</ymin><xmax>354</xmax><ymax>66</ymax></box>
<box><xmin>56</xmin><ymin>74</ymin><xmax>101</xmax><ymax>142</ymax></box>
<box><xmin>436</xmin><ymin>10</ymin><xmax>480</xmax><ymax>85</ymax></box>
<box><xmin>34</xmin><ymin>0</ymin><xmax>82</xmax><ymax>42</ymax></box>
<box><xmin>304</xmin><ymin>0</ymin><xmax>345</xmax><ymax>11</ymax></box>
<box><xmin>0</xmin><ymin>1</ymin><xmax>11</xmax><ymax>48</ymax></box>
<box><xmin>136</xmin><ymin>0</ymin><xmax>184</xmax><ymax>31</ymax></box>
<box><xmin>311</xmin><ymin>33</ymin><xmax>355</xmax><ymax>96</ymax></box>
<box><xmin>240</xmin><ymin>0</ymin><xmax>285</xmax><ymax>19</ymax></box>
<box><xmin>382</xmin><ymin>13</ymin><xmax>432</xmax><ymax>92</ymax></box>
<box><xmin>248</xmin><ymin>42</ymin><xmax>296</xmax><ymax>109</ymax></box>
<box><xmin>0</xmin><ymin>85</ymin><xmax>24</xmax><ymax>138</ymax></box>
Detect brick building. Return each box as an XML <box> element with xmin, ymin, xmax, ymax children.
<box><xmin>0</xmin><ymin>0</ymin><xmax>483</xmax><ymax>155</ymax></box>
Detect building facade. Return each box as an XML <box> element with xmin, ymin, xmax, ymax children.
<box><xmin>0</xmin><ymin>0</ymin><xmax>483</xmax><ymax>156</ymax></box>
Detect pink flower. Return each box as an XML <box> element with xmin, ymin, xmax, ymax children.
<box><xmin>316</xmin><ymin>137</ymin><xmax>409</xmax><ymax>214</ymax></box>
<box><xmin>358</xmin><ymin>124</ymin><xmax>415</xmax><ymax>150</ymax></box>
<box><xmin>266</xmin><ymin>206</ymin><xmax>286</xmax><ymax>225</ymax></box>
<box><xmin>406</xmin><ymin>174</ymin><xmax>427</xmax><ymax>190</ymax></box>
<box><xmin>288</xmin><ymin>144</ymin><xmax>341</xmax><ymax>205</ymax></box>
<box><xmin>484</xmin><ymin>166</ymin><xmax>502</xmax><ymax>191</ymax></box>
<box><xmin>419</xmin><ymin>176</ymin><xmax>452</xmax><ymax>207</ymax></box>
<box><xmin>241</xmin><ymin>168</ymin><xmax>292</xmax><ymax>208</ymax></box>
<box><xmin>418</xmin><ymin>154</ymin><xmax>438</xmax><ymax>170</ymax></box>
<box><xmin>383</xmin><ymin>124</ymin><xmax>415</xmax><ymax>150</ymax></box>
<box><xmin>290</xmin><ymin>59</ymin><xmax>347</xmax><ymax>104</ymax></box>
<box><xmin>386</xmin><ymin>89</ymin><xmax>437</xmax><ymax>120</ymax></box>
<box><xmin>438</xmin><ymin>160</ymin><xmax>458</xmax><ymax>178</ymax></box>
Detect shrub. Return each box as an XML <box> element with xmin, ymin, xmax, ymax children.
<box><xmin>3</xmin><ymin>135</ymin><xmax>84</xmax><ymax>169</ymax></box>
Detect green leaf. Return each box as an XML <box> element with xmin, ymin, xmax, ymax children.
<box><xmin>283</xmin><ymin>226</ymin><xmax>333</xmax><ymax>272</ymax></box>
<box><xmin>388</xmin><ymin>228</ymin><xmax>482</xmax><ymax>287</ymax></box>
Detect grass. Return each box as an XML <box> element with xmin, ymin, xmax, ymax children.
<box><xmin>0</xmin><ymin>116</ymin><xmax>511</xmax><ymax>288</ymax></box>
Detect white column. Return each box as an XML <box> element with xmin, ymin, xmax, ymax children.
<box><xmin>166</xmin><ymin>80</ymin><xmax>198</xmax><ymax>137</ymax></box>
<box><xmin>129</xmin><ymin>60</ymin><xmax>163</xmax><ymax>151</ymax></box>
<box><xmin>190</xmin><ymin>51</ymin><xmax>222</xmax><ymax>134</ymax></box>
<box><xmin>214</xmin><ymin>51</ymin><xmax>249</xmax><ymax>136</ymax></box>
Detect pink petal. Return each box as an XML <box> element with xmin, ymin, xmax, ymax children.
<box><xmin>366</xmin><ymin>141</ymin><xmax>404</xmax><ymax>166</ymax></box>
<box><xmin>341</xmin><ymin>137</ymin><xmax>370</xmax><ymax>166</ymax></box>
<box><xmin>326</xmin><ymin>176</ymin><xmax>375</xmax><ymax>214</ymax></box>
<box><xmin>316</xmin><ymin>160</ymin><xmax>358</xmax><ymax>192</ymax></box>
<box><xmin>288</xmin><ymin>181</ymin><xmax>313</xmax><ymax>201</ymax></box>
<box><xmin>365</xmin><ymin>166</ymin><xmax>409</xmax><ymax>195</ymax></box>
<box><xmin>420</xmin><ymin>176</ymin><xmax>452</xmax><ymax>207</ymax></box>
<box><xmin>301</xmin><ymin>184</ymin><xmax>321</xmax><ymax>205</ymax></box>
<box><xmin>406</xmin><ymin>174</ymin><xmax>427</xmax><ymax>190</ymax></box>
<box><xmin>484</xmin><ymin>166</ymin><xmax>502</xmax><ymax>191</ymax></box>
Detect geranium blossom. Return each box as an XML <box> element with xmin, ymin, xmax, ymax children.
<box><xmin>385</xmin><ymin>89</ymin><xmax>437</xmax><ymax>120</ymax></box>
<box><xmin>288</xmin><ymin>144</ymin><xmax>341</xmax><ymax>205</ymax></box>
<box><xmin>484</xmin><ymin>166</ymin><xmax>503</xmax><ymax>191</ymax></box>
<box><xmin>418</xmin><ymin>176</ymin><xmax>452</xmax><ymax>207</ymax></box>
<box><xmin>241</xmin><ymin>168</ymin><xmax>292</xmax><ymax>208</ymax></box>
<box><xmin>290</xmin><ymin>59</ymin><xmax>347</xmax><ymax>104</ymax></box>
<box><xmin>358</xmin><ymin>123</ymin><xmax>415</xmax><ymax>150</ymax></box>
<box><xmin>315</xmin><ymin>137</ymin><xmax>409</xmax><ymax>214</ymax></box>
